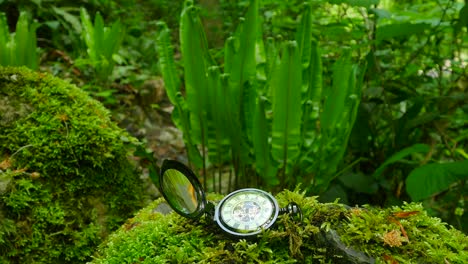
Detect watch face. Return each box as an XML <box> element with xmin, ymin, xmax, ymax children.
<box><xmin>215</xmin><ymin>188</ymin><xmax>279</xmax><ymax>236</ymax></box>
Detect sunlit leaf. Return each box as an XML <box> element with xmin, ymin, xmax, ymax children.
<box><xmin>156</xmin><ymin>20</ymin><xmax>203</xmax><ymax>168</ymax></box>
<box><xmin>180</xmin><ymin>1</ymin><xmax>211</xmax><ymax>148</ymax></box>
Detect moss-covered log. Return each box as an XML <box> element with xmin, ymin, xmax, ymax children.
<box><xmin>0</xmin><ymin>66</ymin><xmax>146</xmax><ymax>263</ymax></box>
<box><xmin>91</xmin><ymin>191</ymin><xmax>467</xmax><ymax>263</ymax></box>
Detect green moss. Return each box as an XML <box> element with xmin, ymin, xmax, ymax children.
<box><xmin>0</xmin><ymin>66</ymin><xmax>146</xmax><ymax>263</ymax></box>
<box><xmin>92</xmin><ymin>191</ymin><xmax>343</xmax><ymax>263</ymax></box>
<box><xmin>336</xmin><ymin>203</ymin><xmax>468</xmax><ymax>263</ymax></box>
<box><xmin>92</xmin><ymin>190</ymin><xmax>467</xmax><ymax>263</ymax></box>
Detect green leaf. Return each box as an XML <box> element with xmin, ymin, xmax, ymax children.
<box><xmin>225</xmin><ymin>0</ymin><xmax>259</xmax><ymax>145</ymax></box>
<box><xmin>314</xmin><ymin>58</ymin><xmax>365</xmax><ymax>193</ymax></box>
<box><xmin>105</xmin><ymin>19</ymin><xmax>123</xmax><ymax>59</ymax></box>
<box><xmin>156</xmin><ymin>20</ymin><xmax>202</xmax><ymax>168</ymax></box>
<box><xmin>339</xmin><ymin>172</ymin><xmax>378</xmax><ymax>194</ymax></box>
<box><xmin>301</xmin><ymin>41</ymin><xmax>322</xmax><ymax>148</ymax></box>
<box><xmin>180</xmin><ymin>2</ymin><xmax>211</xmax><ymax>146</ymax></box>
<box><xmin>376</xmin><ymin>22</ymin><xmax>431</xmax><ymax>41</ymax></box>
<box><xmin>156</xmin><ymin>21</ymin><xmax>180</xmax><ymax>105</ymax></box>
<box><xmin>2</xmin><ymin>12</ymin><xmax>38</xmax><ymax>69</ymax></box>
<box><xmin>14</xmin><ymin>13</ymin><xmax>29</xmax><ymax>67</ymax></box>
<box><xmin>52</xmin><ymin>6</ymin><xmax>82</xmax><ymax>33</ymax></box>
<box><xmin>80</xmin><ymin>7</ymin><xmax>123</xmax><ymax>80</ymax></box>
<box><xmin>406</xmin><ymin>160</ymin><xmax>468</xmax><ymax>201</ymax></box>
<box><xmin>0</xmin><ymin>13</ymin><xmax>9</xmax><ymax>65</ymax></box>
<box><xmin>206</xmin><ymin>66</ymin><xmax>231</xmax><ymax>165</ymax></box>
<box><xmin>295</xmin><ymin>1</ymin><xmax>312</xmax><ymax>70</ymax></box>
<box><xmin>319</xmin><ymin>184</ymin><xmax>349</xmax><ymax>204</ymax></box>
<box><xmin>454</xmin><ymin>3</ymin><xmax>468</xmax><ymax>34</ymax></box>
<box><xmin>173</xmin><ymin>93</ymin><xmax>203</xmax><ymax>168</ymax></box>
<box><xmin>369</xmin><ymin>8</ymin><xmax>391</xmax><ymax>20</ymax></box>
<box><xmin>343</xmin><ymin>62</ymin><xmax>366</xmax><ymax>134</ymax></box>
<box><xmin>321</xmin><ymin>51</ymin><xmax>353</xmax><ymax>131</ymax></box>
<box><xmin>373</xmin><ymin>144</ymin><xmax>430</xmax><ymax>179</ymax></box>
<box><xmin>264</xmin><ymin>37</ymin><xmax>279</xmax><ymax>83</ymax></box>
<box><xmin>80</xmin><ymin>8</ymin><xmax>95</xmax><ymax>59</ymax></box>
<box><xmin>221</xmin><ymin>0</ymin><xmax>260</xmax><ymax>181</ymax></box>
<box><xmin>271</xmin><ymin>41</ymin><xmax>302</xmax><ymax>172</ymax></box>
<box><xmin>255</xmin><ymin>27</ymin><xmax>267</xmax><ymax>83</ymax></box>
<box><xmin>253</xmin><ymin>97</ymin><xmax>278</xmax><ymax>185</ymax></box>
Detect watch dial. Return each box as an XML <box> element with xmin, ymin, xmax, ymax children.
<box><xmin>216</xmin><ymin>189</ymin><xmax>279</xmax><ymax>236</ymax></box>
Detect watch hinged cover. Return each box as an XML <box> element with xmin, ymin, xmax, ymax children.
<box><xmin>159</xmin><ymin>159</ymin><xmax>207</xmax><ymax>219</ymax></box>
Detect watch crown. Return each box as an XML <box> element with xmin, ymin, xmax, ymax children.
<box><xmin>280</xmin><ymin>202</ymin><xmax>303</xmax><ymax>222</ymax></box>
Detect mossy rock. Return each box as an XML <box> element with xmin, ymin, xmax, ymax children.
<box><xmin>91</xmin><ymin>190</ymin><xmax>467</xmax><ymax>263</ymax></box>
<box><xmin>0</xmin><ymin>66</ymin><xmax>146</xmax><ymax>263</ymax></box>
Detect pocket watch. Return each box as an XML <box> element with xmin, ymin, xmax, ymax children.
<box><xmin>158</xmin><ymin>160</ymin><xmax>302</xmax><ymax>237</ymax></box>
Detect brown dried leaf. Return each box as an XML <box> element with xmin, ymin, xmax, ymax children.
<box><xmin>389</xmin><ymin>217</ymin><xmax>409</xmax><ymax>242</ymax></box>
<box><xmin>0</xmin><ymin>158</ymin><xmax>12</xmax><ymax>170</ymax></box>
<box><xmin>31</xmin><ymin>172</ymin><xmax>41</xmax><ymax>179</ymax></box>
<box><xmin>383</xmin><ymin>254</ymin><xmax>399</xmax><ymax>264</ymax></box>
<box><xmin>383</xmin><ymin>230</ymin><xmax>403</xmax><ymax>247</ymax></box>
<box><xmin>393</xmin><ymin>211</ymin><xmax>420</xmax><ymax>218</ymax></box>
